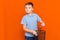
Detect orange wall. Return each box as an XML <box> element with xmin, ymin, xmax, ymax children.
<box><xmin>0</xmin><ymin>0</ymin><xmax>60</xmax><ymax>40</ymax></box>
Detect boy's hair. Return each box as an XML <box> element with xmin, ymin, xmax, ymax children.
<box><xmin>25</xmin><ymin>2</ymin><xmax>33</xmax><ymax>7</ymax></box>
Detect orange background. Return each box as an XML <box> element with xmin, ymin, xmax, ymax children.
<box><xmin>0</xmin><ymin>0</ymin><xmax>60</xmax><ymax>40</ymax></box>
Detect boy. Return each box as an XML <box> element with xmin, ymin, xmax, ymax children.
<box><xmin>21</xmin><ymin>2</ymin><xmax>45</xmax><ymax>40</ymax></box>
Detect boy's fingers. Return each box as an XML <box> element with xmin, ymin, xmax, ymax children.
<box><xmin>35</xmin><ymin>33</ymin><xmax>38</xmax><ymax>36</ymax></box>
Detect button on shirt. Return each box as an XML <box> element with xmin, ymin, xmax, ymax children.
<box><xmin>21</xmin><ymin>13</ymin><xmax>41</xmax><ymax>37</ymax></box>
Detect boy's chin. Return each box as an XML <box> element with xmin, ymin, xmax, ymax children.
<box><xmin>26</xmin><ymin>12</ymin><xmax>30</xmax><ymax>14</ymax></box>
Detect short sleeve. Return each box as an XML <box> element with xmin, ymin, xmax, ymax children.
<box><xmin>21</xmin><ymin>16</ymin><xmax>27</xmax><ymax>26</ymax></box>
<box><xmin>37</xmin><ymin>15</ymin><xmax>41</xmax><ymax>22</ymax></box>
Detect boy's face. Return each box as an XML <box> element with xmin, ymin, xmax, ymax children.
<box><xmin>25</xmin><ymin>5</ymin><xmax>33</xmax><ymax>14</ymax></box>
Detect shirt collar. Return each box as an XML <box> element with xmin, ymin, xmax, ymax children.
<box><xmin>26</xmin><ymin>13</ymin><xmax>34</xmax><ymax>17</ymax></box>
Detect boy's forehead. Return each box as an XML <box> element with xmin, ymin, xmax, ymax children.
<box><xmin>25</xmin><ymin>5</ymin><xmax>32</xmax><ymax>7</ymax></box>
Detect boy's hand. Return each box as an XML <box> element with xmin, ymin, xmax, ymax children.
<box><xmin>41</xmin><ymin>22</ymin><xmax>45</xmax><ymax>27</ymax></box>
<box><xmin>32</xmin><ymin>30</ymin><xmax>37</xmax><ymax>36</ymax></box>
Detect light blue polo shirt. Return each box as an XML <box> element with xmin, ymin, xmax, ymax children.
<box><xmin>21</xmin><ymin>13</ymin><xmax>41</xmax><ymax>37</ymax></box>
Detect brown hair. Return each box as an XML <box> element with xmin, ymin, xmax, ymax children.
<box><xmin>25</xmin><ymin>2</ymin><xmax>33</xmax><ymax>7</ymax></box>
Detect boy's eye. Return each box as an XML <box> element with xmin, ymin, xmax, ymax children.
<box><xmin>25</xmin><ymin>7</ymin><xmax>27</xmax><ymax>9</ymax></box>
<box><xmin>27</xmin><ymin>8</ymin><xmax>30</xmax><ymax>9</ymax></box>
<box><xmin>25</xmin><ymin>7</ymin><xmax>31</xmax><ymax>9</ymax></box>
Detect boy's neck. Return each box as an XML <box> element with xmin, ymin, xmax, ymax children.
<box><xmin>28</xmin><ymin>12</ymin><xmax>33</xmax><ymax>16</ymax></box>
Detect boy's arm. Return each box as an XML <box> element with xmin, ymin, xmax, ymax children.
<box><xmin>40</xmin><ymin>19</ymin><xmax>45</xmax><ymax>27</ymax></box>
<box><xmin>37</xmin><ymin>15</ymin><xmax>45</xmax><ymax>27</ymax></box>
<box><xmin>23</xmin><ymin>25</ymin><xmax>37</xmax><ymax>36</ymax></box>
